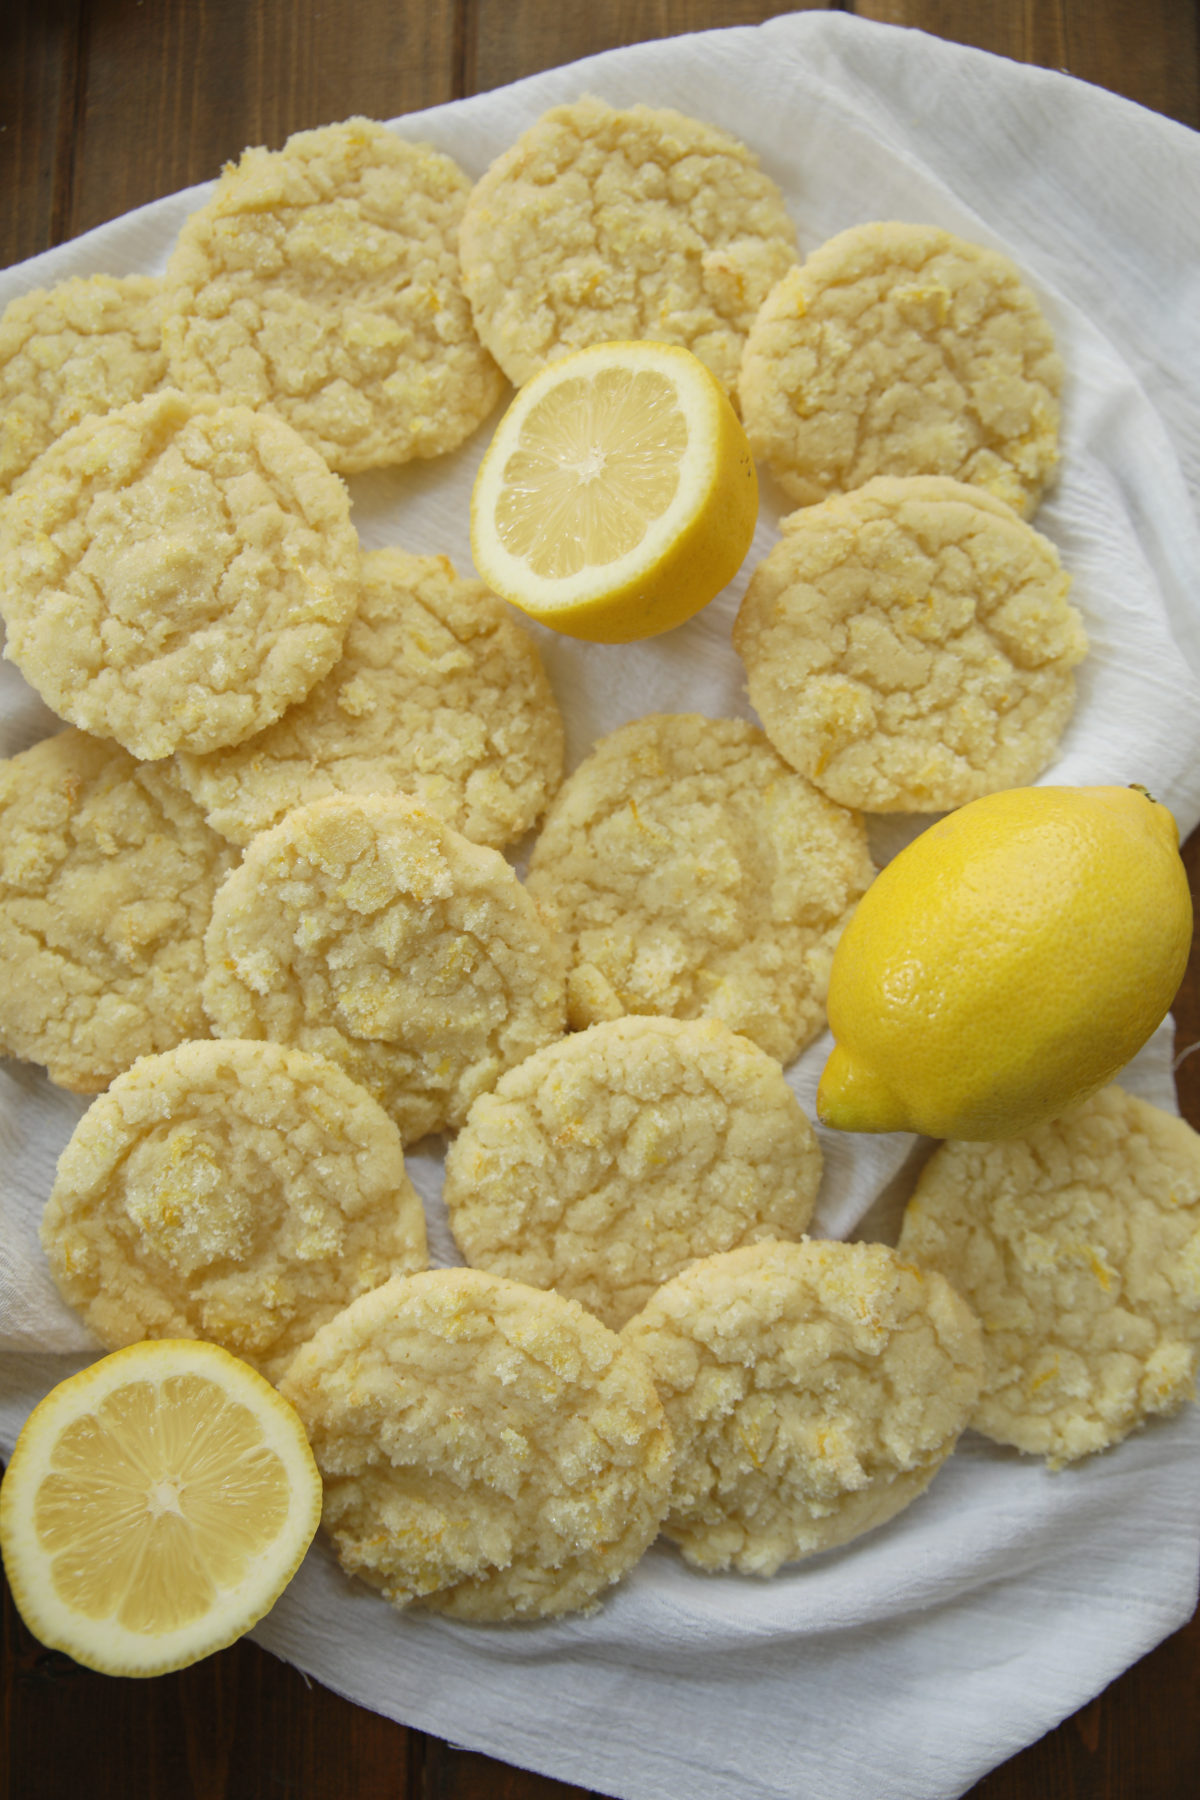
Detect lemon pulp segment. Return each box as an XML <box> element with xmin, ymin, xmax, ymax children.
<box><xmin>0</xmin><ymin>1339</ymin><xmax>322</xmax><ymax>1676</ymax></box>
<box><xmin>494</xmin><ymin>367</ymin><xmax>687</xmax><ymax>577</ymax></box>
<box><xmin>37</xmin><ymin>1373</ymin><xmax>291</xmax><ymax>1630</ymax></box>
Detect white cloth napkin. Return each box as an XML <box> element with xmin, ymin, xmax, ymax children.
<box><xmin>3</xmin><ymin>12</ymin><xmax>1200</xmax><ymax>1799</ymax></box>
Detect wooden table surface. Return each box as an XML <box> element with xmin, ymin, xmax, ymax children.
<box><xmin>3</xmin><ymin>2</ymin><xmax>1198</xmax><ymax>1796</ymax></box>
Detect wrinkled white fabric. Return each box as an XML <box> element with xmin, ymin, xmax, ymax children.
<box><xmin>2</xmin><ymin>14</ymin><xmax>1200</xmax><ymax>1799</ymax></box>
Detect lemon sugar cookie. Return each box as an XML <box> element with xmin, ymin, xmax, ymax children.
<box><xmin>524</xmin><ymin>713</ymin><xmax>874</xmax><ymax>1063</ymax></box>
<box><xmin>444</xmin><ymin>1015</ymin><xmax>822</xmax><ymax>1328</ymax></box>
<box><xmin>163</xmin><ymin>118</ymin><xmax>504</xmax><ymax>473</ymax></box>
<box><xmin>897</xmin><ymin>1085</ymin><xmax>1200</xmax><ymax>1466</ymax></box>
<box><xmin>0</xmin><ymin>390</ymin><xmax>361</xmax><ymax>760</ymax></box>
<box><xmin>733</xmin><ymin>476</ymin><xmax>1087</xmax><ymax>813</ymax></box>
<box><xmin>202</xmin><ymin>793</ymin><xmax>567</xmax><ymax>1142</ymax></box>
<box><xmin>0</xmin><ymin>729</ymin><xmax>236</xmax><ymax>1092</ymax></box>
<box><xmin>176</xmin><ymin>547</ymin><xmax>564</xmax><ymax>849</ymax></box>
<box><xmin>739</xmin><ymin>221</ymin><xmax>1062</xmax><ymax>515</ymax></box>
<box><xmin>278</xmin><ymin>1267</ymin><xmax>674</xmax><ymax>1620</ymax></box>
<box><xmin>0</xmin><ymin>274</ymin><xmax>167</xmax><ymax>496</ymax></box>
<box><xmin>40</xmin><ymin>1039</ymin><xmax>428</xmax><ymax>1382</ymax></box>
<box><xmin>459</xmin><ymin>97</ymin><xmax>797</xmax><ymax>396</ymax></box>
<box><xmin>622</xmin><ymin>1238</ymin><xmax>983</xmax><ymax>1574</ymax></box>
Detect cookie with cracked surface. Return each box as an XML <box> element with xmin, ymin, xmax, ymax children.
<box><xmin>277</xmin><ymin>1266</ymin><xmax>674</xmax><ymax>1620</ymax></box>
<box><xmin>0</xmin><ymin>728</ymin><xmax>236</xmax><ymax>1092</ymax></box>
<box><xmin>524</xmin><ymin>713</ymin><xmax>874</xmax><ymax>1063</ymax></box>
<box><xmin>739</xmin><ymin>221</ymin><xmax>1062</xmax><ymax>515</ymax></box>
<box><xmin>733</xmin><ymin>476</ymin><xmax>1087</xmax><ymax>813</ymax></box>
<box><xmin>162</xmin><ymin>117</ymin><xmax>504</xmax><ymax>473</ymax></box>
<box><xmin>897</xmin><ymin>1084</ymin><xmax>1200</xmax><ymax>1467</ymax></box>
<box><xmin>622</xmin><ymin>1237</ymin><xmax>983</xmax><ymax>1574</ymax></box>
<box><xmin>444</xmin><ymin>1015</ymin><xmax>822</xmax><ymax>1329</ymax></box>
<box><xmin>202</xmin><ymin>793</ymin><xmax>567</xmax><ymax>1143</ymax></box>
<box><xmin>0</xmin><ymin>389</ymin><xmax>361</xmax><ymax>760</ymax></box>
<box><xmin>175</xmin><ymin>546</ymin><xmax>564</xmax><ymax>850</ymax></box>
<box><xmin>40</xmin><ymin>1038</ymin><xmax>427</xmax><ymax>1383</ymax></box>
<box><xmin>458</xmin><ymin>96</ymin><xmax>797</xmax><ymax>396</ymax></box>
<box><xmin>0</xmin><ymin>274</ymin><xmax>167</xmax><ymax>496</ymax></box>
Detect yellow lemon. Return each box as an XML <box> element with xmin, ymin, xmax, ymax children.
<box><xmin>0</xmin><ymin>1339</ymin><xmax>322</xmax><ymax>1676</ymax></box>
<box><xmin>817</xmin><ymin>784</ymin><xmax>1192</xmax><ymax>1140</ymax></box>
<box><xmin>470</xmin><ymin>340</ymin><xmax>758</xmax><ymax>642</ymax></box>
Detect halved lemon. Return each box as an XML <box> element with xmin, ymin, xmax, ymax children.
<box><xmin>0</xmin><ymin>1339</ymin><xmax>322</xmax><ymax>1677</ymax></box>
<box><xmin>470</xmin><ymin>341</ymin><xmax>759</xmax><ymax>642</ymax></box>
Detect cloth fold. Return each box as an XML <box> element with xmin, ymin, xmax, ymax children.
<box><xmin>2</xmin><ymin>14</ymin><xmax>1200</xmax><ymax>1799</ymax></box>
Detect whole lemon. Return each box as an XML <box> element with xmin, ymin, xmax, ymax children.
<box><xmin>817</xmin><ymin>785</ymin><xmax>1192</xmax><ymax>1140</ymax></box>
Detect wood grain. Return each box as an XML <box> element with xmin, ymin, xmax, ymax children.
<box><xmin>856</xmin><ymin>0</ymin><xmax>1200</xmax><ymax>125</ymax></box>
<box><xmin>2</xmin><ymin>2</ymin><xmax>1199</xmax><ymax>1796</ymax></box>
<box><xmin>465</xmin><ymin>0</ymin><xmax>832</xmax><ymax>95</ymax></box>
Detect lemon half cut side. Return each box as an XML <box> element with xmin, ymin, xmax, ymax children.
<box><xmin>0</xmin><ymin>1338</ymin><xmax>322</xmax><ymax>1677</ymax></box>
<box><xmin>470</xmin><ymin>341</ymin><xmax>759</xmax><ymax>643</ymax></box>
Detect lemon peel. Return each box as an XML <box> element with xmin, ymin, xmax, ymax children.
<box><xmin>816</xmin><ymin>784</ymin><xmax>1192</xmax><ymax>1140</ymax></box>
<box><xmin>469</xmin><ymin>340</ymin><xmax>758</xmax><ymax>642</ymax></box>
<box><xmin>0</xmin><ymin>1339</ymin><xmax>322</xmax><ymax>1677</ymax></box>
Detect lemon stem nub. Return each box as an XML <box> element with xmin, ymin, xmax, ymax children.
<box><xmin>817</xmin><ymin>1044</ymin><xmax>913</xmax><ymax>1135</ymax></box>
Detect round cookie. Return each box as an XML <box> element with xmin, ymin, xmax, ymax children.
<box><xmin>444</xmin><ymin>1015</ymin><xmax>822</xmax><ymax>1328</ymax></box>
<box><xmin>40</xmin><ymin>1038</ymin><xmax>428</xmax><ymax>1383</ymax></box>
<box><xmin>897</xmin><ymin>1084</ymin><xmax>1200</xmax><ymax>1467</ymax></box>
<box><xmin>0</xmin><ymin>389</ymin><xmax>361</xmax><ymax>760</ymax></box>
<box><xmin>622</xmin><ymin>1238</ymin><xmax>984</xmax><ymax>1575</ymax></box>
<box><xmin>524</xmin><ymin>713</ymin><xmax>875</xmax><ymax>1063</ymax></box>
<box><xmin>0</xmin><ymin>274</ymin><xmax>166</xmax><ymax>496</ymax></box>
<box><xmin>739</xmin><ymin>221</ymin><xmax>1063</xmax><ymax>516</ymax></box>
<box><xmin>458</xmin><ymin>97</ymin><xmax>797</xmax><ymax>396</ymax></box>
<box><xmin>162</xmin><ymin>117</ymin><xmax>504</xmax><ymax>473</ymax></box>
<box><xmin>277</xmin><ymin>1266</ymin><xmax>674</xmax><ymax>1620</ymax></box>
<box><xmin>0</xmin><ymin>729</ymin><xmax>236</xmax><ymax>1092</ymax></box>
<box><xmin>733</xmin><ymin>476</ymin><xmax>1088</xmax><ymax>813</ymax></box>
<box><xmin>202</xmin><ymin>793</ymin><xmax>567</xmax><ymax>1143</ymax></box>
<box><xmin>175</xmin><ymin>546</ymin><xmax>564</xmax><ymax>850</ymax></box>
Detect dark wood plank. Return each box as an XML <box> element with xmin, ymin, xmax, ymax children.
<box><xmin>3</xmin><ymin>1594</ymin><xmax>429</xmax><ymax>1799</ymax></box>
<box><xmin>64</xmin><ymin>0</ymin><xmax>461</xmax><ymax>240</ymax></box>
<box><xmin>0</xmin><ymin>0</ymin><xmax>84</xmax><ymax>263</ymax></box>
<box><xmin>466</xmin><ymin>0</ymin><xmax>832</xmax><ymax>96</ymax></box>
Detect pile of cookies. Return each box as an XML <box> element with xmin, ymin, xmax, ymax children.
<box><xmin>3</xmin><ymin>99</ymin><xmax>1199</xmax><ymax>1626</ymax></box>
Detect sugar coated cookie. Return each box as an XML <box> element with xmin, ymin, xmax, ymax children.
<box><xmin>0</xmin><ymin>390</ymin><xmax>360</xmax><ymax>760</ymax></box>
<box><xmin>163</xmin><ymin>118</ymin><xmax>503</xmax><ymax>472</ymax></box>
<box><xmin>459</xmin><ymin>97</ymin><xmax>797</xmax><ymax>395</ymax></box>
<box><xmin>202</xmin><ymin>793</ymin><xmax>567</xmax><ymax>1142</ymax></box>
<box><xmin>733</xmin><ymin>476</ymin><xmax>1087</xmax><ymax>813</ymax></box>
<box><xmin>40</xmin><ymin>1038</ymin><xmax>427</xmax><ymax>1381</ymax></box>
<box><xmin>175</xmin><ymin>547</ymin><xmax>564</xmax><ymax>849</ymax></box>
<box><xmin>0</xmin><ymin>274</ymin><xmax>166</xmax><ymax>496</ymax></box>
<box><xmin>623</xmin><ymin>1238</ymin><xmax>983</xmax><ymax>1574</ymax></box>
<box><xmin>524</xmin><ymin>713</ymin><xmax>874</xmax><ymax>1062</ymax></box>
<box><xmin>278</xmin><ymin>1267</ymin><xmax>674</xmax><ymax>1619</ymax></box>
<box><xmin>444</xmin><ymin>1015</ymin><xmax>822</xmax><ymax>1328</ymax></box>
<box><xmin>898</xmin><ymin>1085</ymin><xmax>1200</xmax><ymax>1466</ymax></box>
<box><xmin>0</xmin><ymin>729</ymin><xmax>235</xmax><ymax>1092</ymax></box>
<box><xmin>739</xmin><ymin>221</ymin><xmax>1062</xmax><ymax>515</ymax></box>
